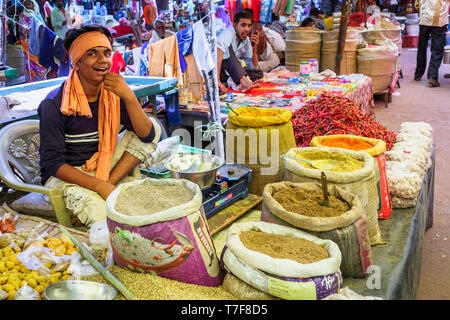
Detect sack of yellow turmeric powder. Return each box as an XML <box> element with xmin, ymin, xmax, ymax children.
<box><xmin>310</xmin><ymin>135</ymin><xmax>392</xmax><ymax>220</ymax></box>
<box><xmin>282</xmin><ymin>147</ymin><xmax>384</xmax><ymax>246</ymax></box>
<box><xmin>261</xmin><ymin>181</ymin><xmax>372</xmax><ymax>278</ymax></box>
<box><xmin>226</xmin><ymin>107</ymin><xmax>296</xmax><ymax>197</ymax></box>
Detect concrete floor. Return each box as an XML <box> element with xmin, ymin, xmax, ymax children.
<box><xmin>373</xmin><ymin>47</ymin><xmax>450</xmax><ymax>300</ymax></box>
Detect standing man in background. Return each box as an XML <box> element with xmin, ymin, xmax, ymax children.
<box><xmin>51</xmin><ymin>0</ymin><xmax>69</xmax><ymax>39</ymax></box>
<box><xmin>414</xmin><ymin>0</ymin><xmax>450</xmax><ymax>87</ymax></box>
<box><xmin>139</xmin><ymin>0</ymin><xmax>158</xmax><ymax>31</ymax></box>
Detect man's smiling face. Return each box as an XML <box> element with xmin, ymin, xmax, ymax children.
<box><xmin>76</xmin><ymin>46</ymin><xmax>112</xmax><ymax>84</ymax></box>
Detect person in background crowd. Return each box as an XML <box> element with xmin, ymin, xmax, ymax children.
<box><xmin>268</xmin><ymin>13</ymin><xmax>287</xmax><ymax>39</ymax></box>
<box><xmin>37</xmin><ymin>24</ymin><xmax>161</xmax><ymax>227</ymax></box>
<box><xmin>309</xmin><ymin>7</ymin><xmax>327</xmax><ymax>30</ymax></box>
<box><xmin>51</xmin><ymin>0</ymin><xmax>69</xmax><ymax>39</ymax></box>
<box><xmin>243</xmin><ymin>8</ymin><xmax>280</xmax><ymax>72</ymax></box>
<box><xmin>414</xmin><ymin>0</ymin><xmax>450</xmax><ymax>87</ymax></box>
<box><xmin>301</xmin><ymin>17</ymin><xmax>316</xmax><ymax>28</ymax></box>
<box><xmin>148</xmin><ymin>19</ymin><xmax>175</xmax><ymax>43</ymax></box>
<box><xmin>106</xmin><ymin>0</ymin><xmax>123</xmax><ymax>15</ymax></box>
<box><xmin>18</xmin><ymin>0</ymin><xmax>47</xmax><ymax>82</ymax></box>
<box><xmin>216</xmin><ymin>11</ymin><xmax>262</xmax><ymax>94</ymax></box>
<box><xmin>139</xmin><ymin>0</ymin><xmax>157</xmax><ymax>31</ymax></box>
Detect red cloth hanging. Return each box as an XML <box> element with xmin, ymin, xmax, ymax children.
<box><xmin>110</xmin><ymin>51</ymin><xmax>126</xmax><ymax>74</ymax></box>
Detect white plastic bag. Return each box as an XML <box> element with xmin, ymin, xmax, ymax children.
<box><xmin>13</xmin><ymin>283</ymin><xmax>41</xmax><ymax>300</ymax></box>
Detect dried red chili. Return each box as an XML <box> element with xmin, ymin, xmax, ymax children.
<box><xmin>291</xmin><ymin>93</ymin><xmax>397</xmax><ymax>150</ymax></box>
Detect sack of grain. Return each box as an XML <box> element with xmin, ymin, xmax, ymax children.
<box><xmin>105</xmin><ymin>178</ymin><xmax>222</xmax><ymax>287</ymax></box>
<box><xmin>361</xmin><ymin>28</ymin><xmax>402</xmax><ymax>71</ymax></box>
<box><xmin>357</xmin><ymin>39</ymin><xmax>398</xmax><ymax>93</ymax></box>
<box><xmin>225</xmin><ymin>107</ymin><xmax>296</xmax><ymax>196</ymax></box>
<box><xmin>310</xmin><ymin>135</ymin><xmax>392</xmax><ymax>219</ymax></box>
<box><xmin>261</xmin><ymin>181</ymin><xmax>372</xmax><ymax>277</ymax></box>
<box><xmin>221</xmin><ymin>221</ymin><xmax>342</xmax><ymax>300</ymax></box>
<box><xmin>285</xmin><ymin>28</ymin><xmax>321</xmax><ymax>72</ymax></box>
<box><xmin>320</xmin><ymin>28</ymin><xmax>362</xmax><ymax>74</ymax></box>
<box><xmin>283</xmin><ymin>147</ymin><xmax>383</xmax><ymax>245</ymax></box>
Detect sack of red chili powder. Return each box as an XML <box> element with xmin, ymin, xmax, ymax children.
<box><xmin>310</xmin><ymin>135</ymin><xmax>392</xmax><ymax>219</ymax></box>
<box><xmin>105</xmin><ymin>178</ymin><xmax>223</xmax><ymax>287</ymax></box>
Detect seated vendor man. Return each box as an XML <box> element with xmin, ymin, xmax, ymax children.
<box><xmin>148</xmin><ymin>18</ymin><xmax>175</xmax><ymax>44</ymax></box>
<box><xmin>38</xmin><ymin>24</ymin><xmax>161</xmax><ymax>227</ymax></box>
<box><xmin>217</xmin><ymin>11</ymin><xmax>261</xmax><ymax>94</ymax></box>
<box><xmin>243</xmin><ymin>8</ymin><xmax>280</xmax><ymax>72</ymax></box>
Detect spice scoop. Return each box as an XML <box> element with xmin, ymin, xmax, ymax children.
<box><xmin>320</xmin><ymin>171</ymin><xmax>330</xmax><ymax>207</ymax></box>
<box><xmin>281</xmin><ymin>155</ymin><xmax>338</xmax><ymax>171</ymax></box>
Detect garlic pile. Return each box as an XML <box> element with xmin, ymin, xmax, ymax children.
<box><xmin>385</xmin><ymin>122</ymin><xmax>433</xmax><ymax>208</ymax></box>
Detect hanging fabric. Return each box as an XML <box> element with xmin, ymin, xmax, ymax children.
<box><xmin>110</xmin><ymin>51</ymin><xmax>126</xmax><ymax>74</ymax></box>
<box><xmin>176</xmin><ymin>24</ymin><xmax>194</xmax><ymax>73</ymax></box>
<box><xmin>147</xmin><ymin>35</ymin><xmax>184</xmax><ymax>87</ymax></box>
<box><xmin>192</xmin><ymin>20</ymin><xmax>215</xmax><ymax>74</ymax></box>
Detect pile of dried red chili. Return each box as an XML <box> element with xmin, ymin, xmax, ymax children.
<box><xmin>291</xmin><ymin>93</ymin><xmax>397</xmax><ymax>150</ymax></box>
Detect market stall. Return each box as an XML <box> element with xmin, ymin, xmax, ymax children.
<box><xmin>0</xmin><ymin>0</ymin><xmax>439</xmax><ymax>302</ymax></box>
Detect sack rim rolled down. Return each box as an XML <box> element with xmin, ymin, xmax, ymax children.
<box><xmin>106</xmin><ymin>177</ymin><xmax>203</xmax><ymax>227</ymax></box>
<box><xmin>226</xmin><ymin>221</ymin><xmax>342</xmax><ymax>278</ymax></box>
<box><xmin>310</xmin><ymin>134</ymin><xmax>386</xmax><ymax>156</ymax></box>
<box><xmin>284</xmin><ymin>147</ymin><xmax>375</xmax><ymax>184</ymax></box>
<box><xmin>262</xmin><ymin>181</ymin><xmax>363</xmax><ymax>232</ymax></box>
<box><xmin>227</xmin><ymin>107</ymin><xmax>292</xmax><ymax>127</ymax></box>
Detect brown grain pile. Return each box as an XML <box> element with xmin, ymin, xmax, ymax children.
<box><xmin>239</xmin><ymin>230</ymin><xmax>330</xmax><ymax>264</ymax></box>
<box><xmin>115</xmin><ymin>185</ymin><xmax>195</xmax><ymax>216</ymax></box>
<box><xmin>83</xmin><ymin>266</ymin><xmax>236</xmax><ymax>300</ymax></box>
<box><xmin>272</xmin><ymin>187</ymin><xmax>350</xmax><ymax>217</ymax></box>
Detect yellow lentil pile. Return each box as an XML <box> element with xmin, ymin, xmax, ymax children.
<box><xmin>83</xmin><ymin>266</ymin><xmax>237</xmax><ymax>300</ymax></box>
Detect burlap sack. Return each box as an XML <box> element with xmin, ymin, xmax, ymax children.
<box><xmin>261</xmin><ymin>181</ymin><xmax>372</xmax><ymax>277</ymax></box>
<box><xmin>320</xmin><ymin>28</ymin><xmax>362</xmax><ymax>74</ymax></box>
<box><xmin>357</xmin><ymin>40</ymin><xmax>398</xmax><ymax>93</ymax></box>
<box><xmin>225</xmin><ymin>107</ymin><xmax>296</xmax><ymax>196</ymax></box>
<box><xmin>310</xmin><ymin>135</ymin><xmax>392</xmax><ymax>219</ymax></box>
<box><xmin>285</xmin><ymin>28</ymin><xmax>322</xmax><ymax>72</ymax></box>
<box><xmin>361</xmin><ymin>29</ymin><xmax>402</xmax><ymax>72</ymax></box>
<box><xmin>221</xmin><ymin>221</ymin><xmax>343</xmax><ymax>300</ymax></box>
<box><xmin>282</xmin><ymin>147</ymin><xmax>383</xmax><ymax>245</ymax></box>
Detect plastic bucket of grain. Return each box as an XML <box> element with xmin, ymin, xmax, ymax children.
<box><xmin>105</xmin><ymin>177</ymin><xmax>223</xmax><ymax>287</ymax></box>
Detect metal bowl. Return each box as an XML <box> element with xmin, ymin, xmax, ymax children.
<box><xmin>44</xmin><ymin>280</ymin><xmax>117</xmax><ymax>300</ymax></box>
<box><xmin>164</xmin><ymin>153</ymin><xmax>224</xmax><ymax>189</ymax></box>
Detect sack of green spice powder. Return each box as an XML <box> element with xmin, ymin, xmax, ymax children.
<box><xmin>261</xmin><ymin>181</ymin><xmax>372</xmax><ymax>278</ymax></box>
<box><xmin>105</xmin><ymin>178</ymin><xmax>223</xmax><ymax>287</ymax></box>
<box><xmin>221</xmin><ymin>221</ymin><xmax>343</xmax><ymax>300</ymax></box>
<box><xmin>283</xmin><ymin>147</ymin><xmax>383</xmax><ymax>245</ymax></box>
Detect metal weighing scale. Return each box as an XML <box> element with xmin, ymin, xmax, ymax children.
<box><xmin>201</xmin><ymin>164</ymin><xmax>252</xmax><ymax>219</ymax></box>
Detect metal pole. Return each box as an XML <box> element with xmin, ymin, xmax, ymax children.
<box><xmin>207</xmin><ymin>0</ymin><xmax>225</xmax><ymax>161</ymax></box>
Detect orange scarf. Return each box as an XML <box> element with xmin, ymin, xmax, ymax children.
<box><xmin>60</xmin><ymin>32</ymin><xmax>121</xmax><ymax>181</ymax></box>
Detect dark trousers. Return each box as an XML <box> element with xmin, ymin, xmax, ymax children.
<box><xmin>415</xmin><ymin>24</ymin><xmax>448</xmax><ymax>81</ymax></box>
<box><xmin>220</xmin><ymin>46</ymin><xmax>247</xmax><ymax>85</ymax></box>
